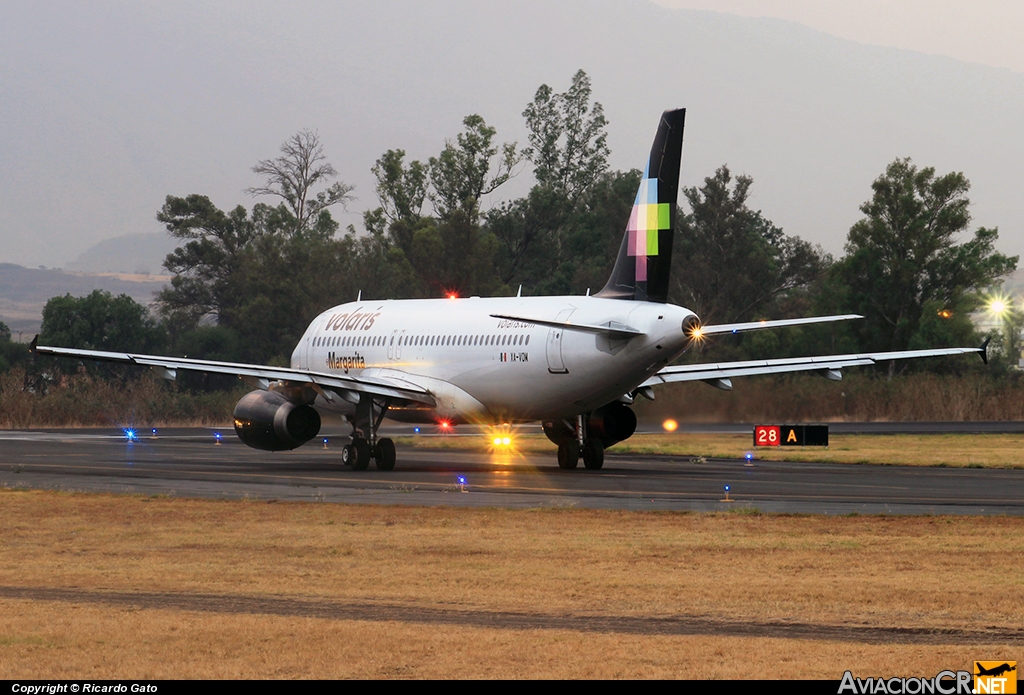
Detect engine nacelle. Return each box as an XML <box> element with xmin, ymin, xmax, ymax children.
<box><xmin>233</xmin><ymin>390</ymin><xmax>321</xmax><ymax>451</ymax></box>
<box><xmin>542</xmin><ymin>402</ymin><xmax>637</xmax><ymax>448</ymax></box>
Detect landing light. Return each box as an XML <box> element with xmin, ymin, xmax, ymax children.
<box><xmin>987</xmin><ymin>294</ymin><xmax>1011</xmax><ymax>316</ymax></box>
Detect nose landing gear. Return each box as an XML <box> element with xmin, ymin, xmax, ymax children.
<box><xmin>344</xmin><ymin>395</ymin><xmax>397</xmax><ymax>471</ymax></box>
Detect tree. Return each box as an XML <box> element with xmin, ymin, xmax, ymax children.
<box><xmin>0</xmin><ymin>321</ymin><xmax>30</xmax><ymax>373</ymax></box>
<box><xmin>428</xmin><ymin>114</ymin><xmax>519</xmax><ymax>220</ymax></box>
<box><xmin>372</xmin><ymin>149</ymin><xmax>428</xmax><ymax>226</ymax></box>
<box><xmin>157</xmin><ymin>195</ymin><xmax>261</xmax><ymax>331</ymax></box>
<box><xmin>671</xmin><ymin>166</ymin><xmax>830</xmax><ymax>325</ymax></box>
<box><xmin>247</xmin><ymin>130</ymin><xmax>354</xmax><ymax>235</ymax></box>
<box><xmin>490</xmin><ymin>70</ymin><xmax>613</xmax><ymax>288</ymax></box>
<box><xmin>522</xmin><ymin>69</ymin><xmax>609</xmax><ymax>203</ymax></box>
<box><xmin>39</xmin><ymin>291</ymin><xmax>165</xmax><ymax>357</ymax></box>
<box><xmin>157</xmin><ymin>193</ymin><xmax>358</xmax><ymax>363</ymax></box>
<box><xmin>836</xmin><ymin>158</ymin><xmax>1017</xmax><ymax>354</ymax></box>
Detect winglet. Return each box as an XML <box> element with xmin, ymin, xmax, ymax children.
<box><xmin>29</xmin><ymin>334</ymin><xmax>38</xmax><ymax>355</ymax></box>
<box><xmin>978</xmin><ymin>336</ymin><xmax>990</xmax><ymax>365</ymax></box>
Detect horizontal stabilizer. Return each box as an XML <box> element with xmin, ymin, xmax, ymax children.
<box><xmin>489</xmin><ymin>314</ymin><xmax>644</xmax><ymax>339</ymax></box>
<box><xmin>696</xmin><ymin>314</ymin><xmax>862</xmax><ymax>337</ymax></box>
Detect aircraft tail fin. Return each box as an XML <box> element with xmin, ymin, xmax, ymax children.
<box><xmin>596</xmin><ymin>108</ymin><xmax>685</xmax><ymax>303</ymax></box>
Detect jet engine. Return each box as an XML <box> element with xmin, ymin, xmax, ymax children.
<box><xmin>542</xmin><ymin>401</ymin><xmax>637</xmax><ymax>448</ymax></box>
<box><xmin>233</xmin><ymin>390</ymin><xmax>321</xmax><ymax>451</ymax></box>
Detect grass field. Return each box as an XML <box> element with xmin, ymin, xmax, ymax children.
<box><xmin>398</xmin><ymin>432</ymin><xmax>1024</xmax><ymax>468</ymax></box>
<box><xmin>0</xmin><ymin>490</ymin><xmax>1020</xmax><ymax>678</ymax></box>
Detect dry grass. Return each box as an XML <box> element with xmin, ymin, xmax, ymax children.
<box><xmin>0</xmin><ymin>490</ymin><xmax>1020</xmax><ymax>678</ymax></box>
<box><xmin>399</xmin><ymin>432</ymin><xmax>1024</xmax><ymax>468</ymax></box>
<box><xmin>0</xmin><ymin>369</ymin><xmax>240</xmax><ymax>428</ymax></box>
<box><xmin>0</xmin><ymin>600</ymin><xmax>1000</xmax><ymax>679</ymax></box>
<box><xmin>618</xmin><ymin>433</ymin><xmax>1024</xmax><ymax>468</ymax></box>
<box><xmin>636</xmin><ymin>371</ymin><xmax>1024</xmax><ymax>423</ymax></box>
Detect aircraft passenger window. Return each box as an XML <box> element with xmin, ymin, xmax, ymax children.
<box><xmin>525</xmin><ymin>335</ymin><xmax>530</xmax><ymax>345</ymax></box>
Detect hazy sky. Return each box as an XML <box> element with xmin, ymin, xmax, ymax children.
<box><xmin>1</xmin><ymin>0</ymin><xmax>1021</xmax><ymax>270</ymax></box>
<box><xmin>653</xmin><ymin>1</ymin><xmax>1024</xmax><ymax>73</ymax></box>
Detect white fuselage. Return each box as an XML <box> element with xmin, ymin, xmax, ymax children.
<box><xmin>291</xmin><ymin>295</ymin><xmax>696</xmax><ymax>424</ymax></box>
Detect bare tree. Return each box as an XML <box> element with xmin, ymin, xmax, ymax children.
<box><xmin>247</xmin><ymin>130</ymin><xmax>355</xmax><ymax>234</ymax></box>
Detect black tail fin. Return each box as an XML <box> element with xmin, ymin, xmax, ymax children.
<box><xmin>596</xmin><ymin>108</ymin><xmax>685</xmax><ymax>303</ymax></box>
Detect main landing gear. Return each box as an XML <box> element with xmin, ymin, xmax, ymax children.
<box><xmin>556</xmin><ymin>414</ymin><xmax>604</xmax><ymax>470</ymax></box>
<box><xmin>342</xmin><ymin>394</ymin><xmax>397</xmax><ymax>471</ymax></box>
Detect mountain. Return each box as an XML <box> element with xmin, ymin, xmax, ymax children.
<box><xmin>0</xmin><ymin>264</ymin><xmax>167</xmax><ymax>336</ymax></box>
<box><xmin>64</xmin><ymin>233</ymin><xmax>179</xmax><ymax>275</ymax></box>
<box><xmin>1</xmin><ymin>0</ymin><xmax>1021</xmax><ymax>268</ymax></box>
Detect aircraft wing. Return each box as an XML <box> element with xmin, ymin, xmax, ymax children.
<box><xmin>31</xmin><ymin>343</ymin><xmax>437</xmax><ymax>406</ymax></box>
<box><xmin>641</xmin><ymin>343</ymin><xmax>988</xmax><ymax>390</ymax></box>
<box><xmin>696</xmin><ymin>314</ymin><xmax>862</xmax><ymax>336</ymax></box>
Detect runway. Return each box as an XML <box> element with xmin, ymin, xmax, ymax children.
<box><xmin>1</xmin><ymin>426</ymin><xmax>1022</xmax><ymax>515</ymax></box>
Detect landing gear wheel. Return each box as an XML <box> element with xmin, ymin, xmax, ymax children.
<box><xmin>582</xmin><ymin>439</ymin><xmax>604</xmax><ymax>470</ymax></box>
<box><xmin>375</xmin><ymin>438</ymin><xmax>396</xmax><ymax>471</ymax></box>
<box><xmin>557</xmin><ymin>441</ymin><xmax>580</xmax><ymax>470</ymax></box>
<box><xmin>352</xmin><ymin>438</ymin><xmax>371</xmax><ymax>471</ymax></box>
<box><xmin>341</xmin><ymin>444</ymin><xmax>355</xmax><ymax>467</ymax></box>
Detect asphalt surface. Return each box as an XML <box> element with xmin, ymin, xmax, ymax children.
<box><xmin>0</xmin><ymin>426</ymin><xmax>1022</xmax><ymax>515</ymax></box>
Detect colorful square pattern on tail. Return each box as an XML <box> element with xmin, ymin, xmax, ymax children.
<box><xmin>627</xmin><ymin>170</ymin><xmax>671</xmax><ymax>281</ymax></box>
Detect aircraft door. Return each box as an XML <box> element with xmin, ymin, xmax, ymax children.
<box><xmin>546</xmin><ymin>308</ymin><xmax>575</xmax><ymax>374</ymax></box>
<box><xmin>396</xmin><ymin>330</ymin><xmax>407</xmax><ymax>360</ymax></box>
<box><xmin>387</xmin><ymin>330</ymin><xmax>398</xmax><ymax>360</ymax></box>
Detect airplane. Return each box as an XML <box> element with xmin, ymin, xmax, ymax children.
<box><xmin>976</xmin><ymin>664</ymin><xmax>1016</xmax><ymax>678</ymax></box>
<box><xmin>32</xmin><ymin>108</ymin><xmax>988</xmax><ymax>471</ymax></box>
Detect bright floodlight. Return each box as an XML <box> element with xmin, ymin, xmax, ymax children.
<box><xmin>990</xmin><ymin>299</ymin><xmax>1008</xmax><ymax>315</ymax></box>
